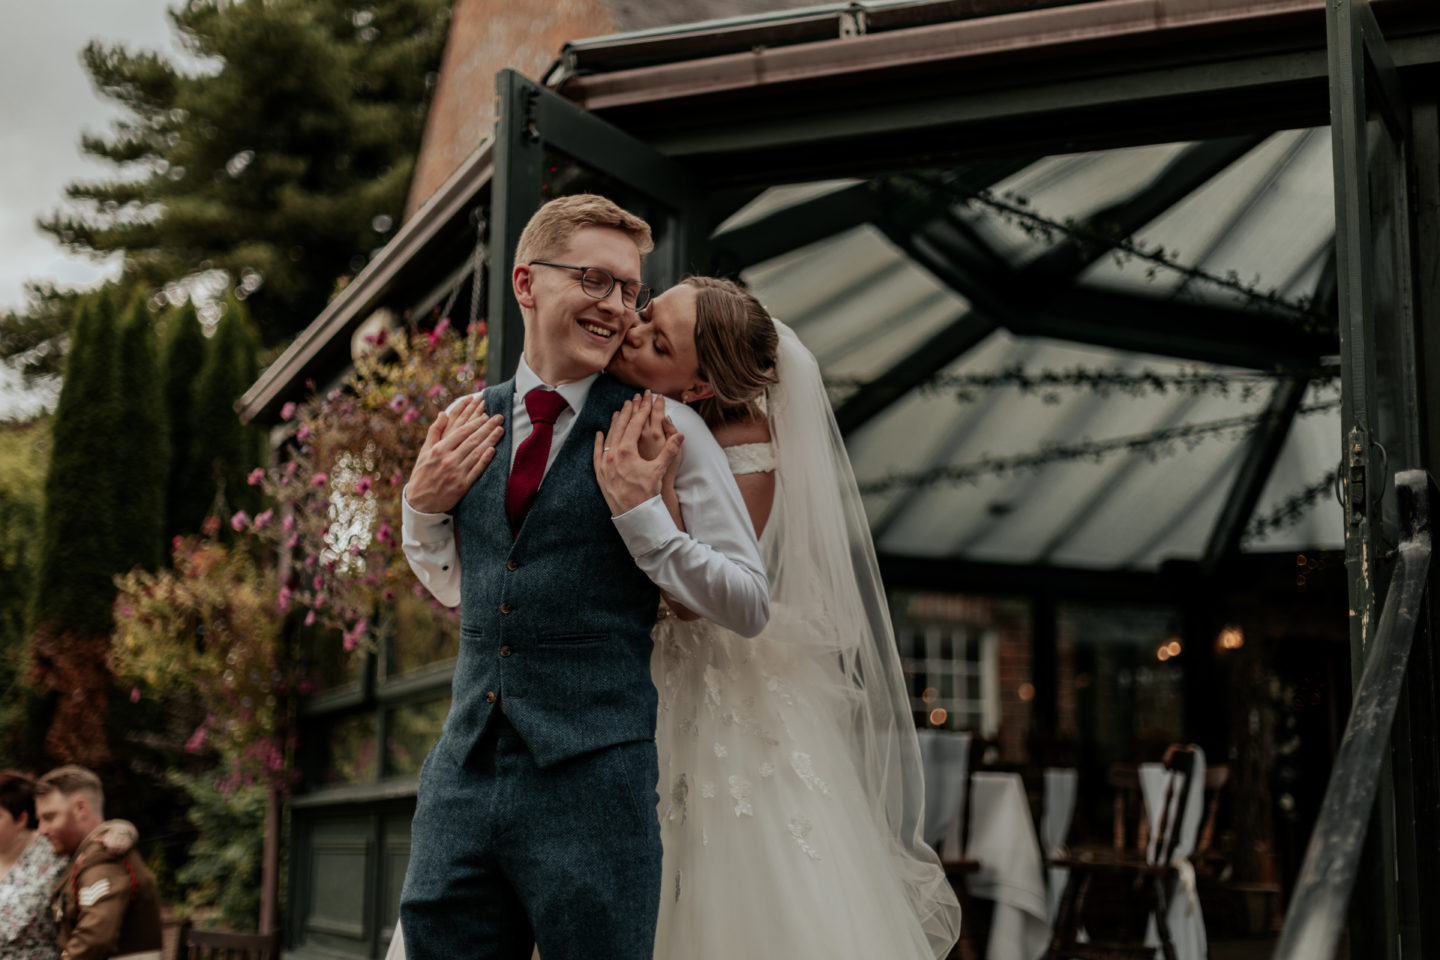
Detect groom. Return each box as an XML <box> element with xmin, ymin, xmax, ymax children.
<box><xmin>398</xmin><ymin>194</ymin><xmax>769</xmax><ymax>960</ymax></box>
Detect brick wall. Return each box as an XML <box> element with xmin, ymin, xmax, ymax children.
<box><xmin>402</xmin><ymin>0</ymin><xmax>618</xmax><ymax>220</ymax></box>
<box><xmin>404</xmin><ymin>0</ymin><xmax>852</xmax><ymax>220</ymax></box>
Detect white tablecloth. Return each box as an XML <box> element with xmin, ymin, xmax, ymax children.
<box><xmin>1041</xmin><ymin>768</ymin><xmax>1078</xmax><ymax>924</ymax></box>
<box><xmin>1138</xmin><ymin>749</ymin><xmax>1208</xmax><ymax>960</ymax></box>
<box><xmin>919</xmin><ymin>741</ymin><xmax>1049</xmax><ymax>960</ymax></box>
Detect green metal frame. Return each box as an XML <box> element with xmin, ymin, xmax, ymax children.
<box><xmin>488</xmin><ymin>70</ymin><xmax>703</xmax><ymax>383</ymax></box>
<box><xmin>1319</xmin><ymin>1</ymin><xmax>1433</xmax><ymax>957</ymax></box>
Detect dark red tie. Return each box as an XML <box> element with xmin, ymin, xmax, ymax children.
<box><xmin>505</xmin><ymin>388</ymin><xmax>570</xmax><ymax>537</ymax></box>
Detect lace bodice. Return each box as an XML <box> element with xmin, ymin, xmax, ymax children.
<box><xmin>723</xmin><ymin>442</ymin><xmax>777</xmax><ymax>475</ymax></box>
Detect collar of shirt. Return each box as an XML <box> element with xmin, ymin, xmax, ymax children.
<box><xmin>513</xmin><ymin>354</ymin><xmax>597</xmax><ymax>414</ymax></box>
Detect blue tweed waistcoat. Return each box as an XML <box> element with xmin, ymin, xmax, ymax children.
<box><xmin>439</xmin><ymin>373</ymin><xmax>661</xmax><ymax>768</ymax></box>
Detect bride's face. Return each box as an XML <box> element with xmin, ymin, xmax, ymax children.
<box><xmin>607</xmin><ymin>283</ymin><xmax>714</xmax><ymax>403</ymax></box>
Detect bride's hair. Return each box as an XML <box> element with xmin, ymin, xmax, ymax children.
<box><xmin>686</xmin><ymin>276</ymin><xmax>778</xmax><ymax>426</ymax></box>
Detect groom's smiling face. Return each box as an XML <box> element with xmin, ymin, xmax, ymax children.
<box><xmin>515</xmin><ymin>225</ymin><xmax>642</xmax><ymax>385</ymax></box>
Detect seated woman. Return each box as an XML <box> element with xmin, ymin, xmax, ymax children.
<box><xmin>0</xmin><ymin>771</ymin><xmax>136</xmax><ymax>960</ymax></box>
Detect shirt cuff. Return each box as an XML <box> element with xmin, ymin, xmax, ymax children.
<box><xmin>402</xmin><ymin>487</ymin><xmax>454</xmax><ymax>544</ymax></box>
<box><xmin>611</xmin><ymin>494</ymin><xmax>676</xmax><ymax>556</ymax></box>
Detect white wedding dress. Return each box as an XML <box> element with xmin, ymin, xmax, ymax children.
<box><xmin>387</xmin><ymin>322</ymin><xmax>959</xmax><ymax>960</ymax></box>
<box><xmin>650</xmin><ymin>321</ymin><xmax>958</xmax><ymax>960</ymax></box>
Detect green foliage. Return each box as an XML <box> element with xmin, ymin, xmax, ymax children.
<box><xmin>187</xmin><ymin>299</ymin><xmax>264</xmax><ymax>525</ymax></box>
<box><xmin>161</xmin><ymin>301</ymin><xmax>208</xmax><ymax>539</ymax></box>
<box><xmin>113</xmin><ymin>536</ymin><xmax>290</xmax><ymax>791</ymax></box>
<box><xmin>247</xmin><ymin>319</ymin><xmax>481</xmax><ymax>646</ymax></box>
<box><xmin>0</xmin><ymin>417</ymin><xmax>51</xmax><ymax>764</ymax></box>
<box><xmin>31</xmin><ymin>292</ymin><xmax>122</xmax><ymax>636</ymax></box>
<box><xmin>112</xmin><ymin>296</ymin><xmax>169</xmax><ymax>573</ymax></box>
<box><xmin>0</xmin><ymin>286</ymin><xmax>80</xmax><ymax>413</ymax></box>
<box><xmin>168</xmin><ymin>770</ymin><xmax>265</xmax><ymax>929</ymax></box>
<box><xmin>41</xmin><ymin>0</ymin><xmax>449</xmax><ymax>345</ymax></box>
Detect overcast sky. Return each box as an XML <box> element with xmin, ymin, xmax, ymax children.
<box><xmin>2</xmin><ymin>1</ymin><xmax>187</xmax><ymax>315</ymax></box>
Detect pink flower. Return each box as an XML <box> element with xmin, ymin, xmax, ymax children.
<box><xmin>130</xmin><ymin>686</ymin><xmax>141</xmax><ymax>703</ymax></box>
<box><xmin>185</xmin><ymin>724</ymin><xmax>209</xmax><ymax>754</ymax></box>
<box><xmin>284</xmin><ymin>460</ymin><xmax>298</xmax><ymax>476</ymax></box>
<box><xmin>247</xmin><ymin>467</ymin><xmax>265</xmax><ymax>486</ymax></box>
<box><xmin>304</xmin><ymin>610</ymin><xmax>316</xmax><ymax>626</ymax></box>
<box><xmin>376</xmin><ymin>522</ymin><xmax>394</xmax><ymax>546</ymax></box>
<box><xmin>433</xmin><ymin>316</ymin><xmax>451</xmax><ymax>337</ymax></box>
<box><xmin>390</xmin><ymin>470</ymin><xmax>404</xmax><ymax>487</ymax></box>
<box><xmin>283</xmin><ymin>513</ymin><xmax>296</xmax><ymax>532</ymax></box>
<box><xmin>341</xmin><ymin>618</ymin><xmax>368</xmax><ymax>651</ymax></box>
<box><xmin>284</xmin><ymin>534</ymin><xmax>299</xmax><ymax>549</ymax></box>
<box><xmin>402</xmin><ymin>407</ymin><xmax>420</xmax><ymax>423</ymax></box>
<box><xmin>311</xmin><ymin>472</ymin><xmax>328</xmax><ymax>488</ymax></box>
<box><xmin>280</xmin><ymin>401</ymin><xmax>297</xmax><ymax>421</ymax></box>
<box><xmin>297</xmin><ymin>423</ymin><xmax>311</xmax><ymax>441</ymax></box>
<box><xmin>277</xmin><ymin>585</ymin><xmax>292</xmax><ymax>613</ymax></box>
<box><xmin>389</xmin><ymin>394</ymin><xmax>410</xmax><ymax>412</ymax></box>
<box><xmin>354</xmin><ymin>476</ymin><xmax>373</xmax><ymax>496</ymax></box>
<box><xmin>254</xmin><ymin>508</ymin><xmax>274</xmax><ymax>530</ymax></box>
<box><xmin>312</xmin><ymin>574</ymin><xmax>324</xmax><ymax>592</ymax></box>
<box><xmin>348</xmin><ymin>543</ymin><xmax>362</xmax><ymax>556</ymax></box>
<box><xmin>230</xmin><ymin>510</ymin><xmax>250</xmax><ymax>531</ymax></box>
<box><xmin>426</xmin><ymin>383</ymin><xmax>445</xmax><ymax>399</ymax></box>
<box><xmin>202</xmin><ymin>516</ymin><xmax>221</xmax><ymax>537</ymax></box>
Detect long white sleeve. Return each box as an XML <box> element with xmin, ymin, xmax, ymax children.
<box><xmin>610</xmin><ymin>401</ymin><xmax>769</xmax><ymax>637</ymax></box>
<box><xmin>401</xmin><ymin>492</ymin><xmax>461</xmax><ymax>608</ymax></box>
<box><xmin>399</xmin><ymin>402</ymin><xmax>770</xmax><ymax>636</ymax></box>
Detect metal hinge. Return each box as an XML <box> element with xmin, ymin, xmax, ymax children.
<box><xmin>1345</xmin><ymin>424</ymin><xmax>1367</xmax><ymax>529</ymax></box>
<box><xmin>840</xmin><ymin>5</ymin><xmax>867</xmax><ymax>38</ymax></box>
<box><xmin>522</xmin><ymin>87</ymin><xmax>541</xmax><ymax>144</ymax></box>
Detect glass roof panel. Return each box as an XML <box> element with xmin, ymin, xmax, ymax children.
<box><xmin>735</xmin><ymin>131</ymin><xmax>1343</xmax><ymax>572</ymax></box>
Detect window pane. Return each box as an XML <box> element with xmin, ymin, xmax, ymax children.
<box><xmin>318</xmin><ymin>714</ymin><xmax>378</xmax><ymax>786</ymax></box>
<box><xmin>306</xmin><ymin>627</ymin><xmax>363</xmax><ymax>695</ymax></box>
<box><xmin>385</xmin><ymin>591</ymin><xmax>460</xmax><ymax>677</ymax></box>
<box><xmin>385</xmin><ymin>697</ymin><xmax>451</xmax><ymax>777</ymax></box>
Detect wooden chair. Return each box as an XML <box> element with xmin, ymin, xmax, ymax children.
<box><xmin>1044</xmin><ymin>745</ymin><xmax>1199</xmax><ymax>960</ymax></box>
<box><xmin>179</xmin><ymin>922</ymin><xmax>282</xmax><ymax>960</ymax></box>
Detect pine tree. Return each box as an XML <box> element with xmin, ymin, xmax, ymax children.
<box><xmin>27</xmin><ymin>290</ymin><xmax>126</xmax><ymax>766</ymax></box>
<box><xmin>188</xmin><ymin>299</ymin><xmax>264</xmax><ymax>525</ymax></box>
<box><xmin>160</xmin><ymin>301</ymin><xmax>209</xmax><ymax>539</ymax></box>
<box><xmin>30</xmin><ymin>291</ymin><xmax>122</xmax><ymax>637</ymax></box>
<box><xmin>40</xmin><ymin>0</ymin><xmax>449</xmax><ymax>347</ymax></box>
<box><xmin>112</xmin><ymin>295</ymin><xmax>169</xmax><ymax>574</ymax></box>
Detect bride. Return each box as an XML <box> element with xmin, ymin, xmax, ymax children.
<box><xmin>392</xmin><ymin>277</ymin><xmax>959</xmax><ymax>960</ymax></box>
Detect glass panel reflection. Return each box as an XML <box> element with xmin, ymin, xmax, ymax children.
<box><xmin>386</xmin><ymin>697</ymin><xmax>451</xmax><ymax>777</ymax></box>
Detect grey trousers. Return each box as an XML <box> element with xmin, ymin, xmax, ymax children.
<box><xmin>400</xmin><ymin>713</ymin><xmax>662</xmax><ymax>960</ymax></box>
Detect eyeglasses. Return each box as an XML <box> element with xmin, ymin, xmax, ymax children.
<box><xmin>528</xmin><ymin>260</ymin><xmax>653</xmax><ymax>311</ymax></box>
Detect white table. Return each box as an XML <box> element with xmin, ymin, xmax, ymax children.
<box><xmin>918</xmin><ymin>734</ymin><xmax>1049</xmax><ymax>960</ymax></box>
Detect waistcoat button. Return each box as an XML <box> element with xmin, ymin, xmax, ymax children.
<box><xmin>499</xmin><ymin>646</ymin><xmax>512</xmax><ymax>657</ymax></box>
<box><xmin>506</xmin><ymin>560</ymin><xmax>519</xmax><ymax>571</ymax></box>
<box><xmin>500</xmin><ymin>601</ymin><xmax>513</xmax><ymax>614</ymax></box>
<box><xmin>485</xmin><ymin>691</ymin><xmax>496</xmax><ymax>703</ymax></box>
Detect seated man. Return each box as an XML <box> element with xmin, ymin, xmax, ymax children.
<box><xmin>35</xmin><ymin>766</ymin><xmax>162</xmax><ymax>960</ymax></box>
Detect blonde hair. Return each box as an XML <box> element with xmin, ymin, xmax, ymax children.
<box><xmin>515</xmin><ymin>194</ymin><xmax>654</xmax><ymax>266</ymax></box>
<box><xmin>35</xmin><ymin>765</ymin><xmax>104</xmax><ymax>811</ymax></box>
<box><xmin>687</xmin><ymin>277</ymin><xmax>779</xmax><ymax>427</ymax></box>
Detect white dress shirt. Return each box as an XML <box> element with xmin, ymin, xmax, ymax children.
<box><xmin>402</xmin><ymin>357</ymin><xmax>770</xmax><ymax>637</ymax></box>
